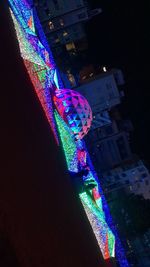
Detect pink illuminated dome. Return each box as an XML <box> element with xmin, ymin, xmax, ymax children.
<box><xmin>53</xmin><ymin>89</ymin><xmax>92</xmax><ymax>140</ymax></box>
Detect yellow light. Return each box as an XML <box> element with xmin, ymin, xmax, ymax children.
<box><xmin>63</xmin><ymin>31</ymin><xmax>68</xmax><ymax>37</ymax></box>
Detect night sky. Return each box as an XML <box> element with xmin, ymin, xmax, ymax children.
<box><xmin>87</xmin><ymin>0</ymin><xmax>150</xmax><ymax>163</ymax></box>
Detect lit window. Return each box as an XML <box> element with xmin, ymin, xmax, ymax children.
<box><xmin>66</xmin><ymin>70</ymin><xmax>76</xmax><ymax>87</ymax></box>
<box><xmin>63</xmin><ymin>31</ymin><xmax>68</xmax><ymax>37</ymax></box>
<box><xmin>48</xmin><ymin>21</ymin><xmax>54</xmax><ymax>30</ymax></box>
<box><xmin>66</xmin><ymin>42</ymin><xmax>75</xmax><ymax>51</ymax></box>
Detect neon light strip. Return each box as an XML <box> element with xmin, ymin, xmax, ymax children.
<box><xmin>8</xmin><ymin>1</ymin><xmax>130</xmax><ymax>266</ymax></box>
<box><xmin>9</xmin><ymin>0</ymin><xmax>58</xmax><ymax>142</ymax></box>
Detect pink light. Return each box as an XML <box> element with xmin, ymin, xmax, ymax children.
<box><xmin>53</xmin><ymin>89</ymin><xmax>92</xmax><ymax>140</ymax></box>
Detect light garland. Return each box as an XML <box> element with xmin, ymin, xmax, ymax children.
<box><xmin>54</xmin><ymin>110</ymin><xmax>78</xmax><ymax>172</ymax></box>
<box><xmin>8</xmin><ymin>1</ymin><xmax>130</xmax><ymax>266</ymax></box>
<box><xmin>9</xmin><ymin>0</ymin><xmax>58</xmax><ymax>142</ymax></box>
<box><xmin>80</xmin><ymin>191</ymin><xmax>115</xmax><ymax>259</ymax></box>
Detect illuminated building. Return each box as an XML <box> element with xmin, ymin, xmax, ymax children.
<box><xmin>76</xmin><ymin>69</ymin><xmax>150</xmax><ymax>201</ymax></box>
<box><xmin>77</xmin><ymin>62</ymin><xmax>150</xmax><ymax>267</ymax></box>
<box><xmin>7</xmin><ymin>1</ymin><xmax>130</xmax><ymax>266</ymax></box>
<box><xmin>35</xmin><ymin>0</ymin><xmax>101</xmax><ymax>50</ymax></box>
<box><xmin>35</xmin><ymin>0</ymin><xmax>102</xmax><ymax>82</ymax></box>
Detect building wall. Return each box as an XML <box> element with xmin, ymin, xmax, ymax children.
<box><xmin>76</xmin><ymin>74</ymin><xmax>121</xmax><ymax>113</ymax></box>
<box><xmin>37</xmin><ymin>0</ymin><xmax>87</xmax><ymax>21</ymax></box>
<box><xmin>103</xmin><ymin>160</ymin><xmax>150</xmax><ymax>199</ymax></box>
<box><xmin>36</xmin><ymin>0</ymin><xmax>88</xmax><ymax>46</ymax></box>
<box><xmin>46</xmin><ymin>23</ymin><xmax>85</xmax><ymax>46</ymax></box>
<box><xmin>87</xmin><ymin>131</ymin><xmax>132</xmax><ymax>172</ymax></box>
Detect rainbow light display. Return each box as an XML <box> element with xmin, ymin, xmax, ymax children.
<box><xmin>53</xmin><ymin>88</ymin><xmax>92</xmax><ymax>140</ymax></box>
<box><xmin>8</xmin><ymin>1</ymin><xmax>130</xmax><ymax>266</ymax></box>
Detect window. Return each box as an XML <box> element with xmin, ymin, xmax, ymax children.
<box><xmin>63</xmin><ymin>31</ymin><xmax>68</xmax><ymax>37</ymax></box>
<box><xmin>66</xmin><ymin>42</ymin><xmax>75</xmax><ymax>51</ymax></box>
<box><xmin>67</xmin><ymin>71</ymin><xmax>76</xmax><ymax>87</ymax></box>
<box><xmin>48</xmin><ymin>21</ymin><xmax>54</xmax><ymax>30</ymax></box>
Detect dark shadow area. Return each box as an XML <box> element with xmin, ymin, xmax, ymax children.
<box><xmin>0</xmin><ymin>234</ymin><xmax>19</xmax><ymax>267</ymax></box>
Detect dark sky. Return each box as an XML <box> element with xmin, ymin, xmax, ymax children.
<box><xmin>0</xmin><ymin>1</ymin><xmax>107</xmax><ymax>267</ymax></box>
<box><xmin>87</xmin><ymin>0</ymin><xmax>150</xmax><ymax>163</ymax></box>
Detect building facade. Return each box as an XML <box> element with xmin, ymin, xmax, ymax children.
<box><xmin>35</xmin><ymin>0</ymin><xmax>101</xmax><ymax>73</ymax></box>
<box><xmin>75</xmin><ymin>69</ymin><xmax>150</xmax><ymax>266</ymax></box>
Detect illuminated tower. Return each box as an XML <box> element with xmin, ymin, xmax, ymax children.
<box><xmin>7</xmin><ymin>1</ymin><xmax>130</xmax><ymax>267</ymax></box>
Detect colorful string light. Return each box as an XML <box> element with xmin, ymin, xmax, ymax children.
<box><xmin>54</xmin><ymin>110</ymin><xmax>78</xmax><ymax>172</ymax></box>
<box><xmin>79</xmin><ymin>191</ymin><xmax>115</xmax><ymax>259</ymax></box>
<box><xmin>53</xmin><ymin>89</ymin><xmax>92</xmax><ymax>140</ymax></box>
<box><xmin>8</xmin><ymin>1</ymin><xmax>130</xmax><ymax>266</ymax></box>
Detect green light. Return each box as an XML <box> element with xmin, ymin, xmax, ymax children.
<box><xmin>79</xmin><ymin>191</ymin><xmax>115</xmax><ymax>259</ymax></box>
<box><xmin>10</xmin><ymin>9</ymin><xmax>46</xmax><ymax>66</ymax></box>
<box><xmin>54</xmin><ymin>110</ymin><xmax>78</xmax><ymax>172</ymax></box>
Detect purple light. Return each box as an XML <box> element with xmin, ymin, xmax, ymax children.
<box><xmin>53</xmin><ymin>89</ymin><xmax>92</xmax><ymax>140</ymax></box>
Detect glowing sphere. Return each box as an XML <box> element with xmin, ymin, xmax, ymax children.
<box><xmin>53</xmin><ymin>89</ymin><xmax>92</xmax><ymax>139</ymax></box>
